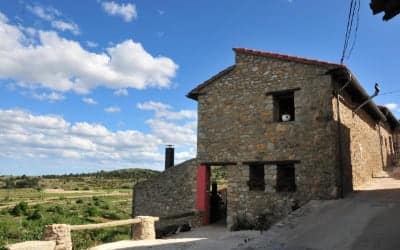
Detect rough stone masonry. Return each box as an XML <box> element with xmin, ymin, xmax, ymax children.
<box><xmin>134</xmin><ymin>48</ymin><xmax>400</xmax><ymax>230</ymax></box>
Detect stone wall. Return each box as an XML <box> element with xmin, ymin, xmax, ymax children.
<box><xmin>333</xmin><ymin>94</ymin><xmax>396</xmax><ymax>189</ymax></box>
<box><xmin>133</xmin><ymin>159</ymin><xmax>202</xmax><ymax>230</ymax></box>
<box><xmin>196</xmin><ymin>51</ymin><xmax>340</xmax><ymax>227</ymax></box>
<box><xmin>395</xmin><ymin>129</ymin><xmax>400</xmax><ymax>166</ymax></box>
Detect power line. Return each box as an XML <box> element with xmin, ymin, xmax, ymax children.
<box><xmin>379</xmin><ymin>90</ymin><xmax>400</xmax><ymax>96</ymax></box>
<box><xmin>340</xmin><ymin>0</ymin><xmax>361</xmax><ymax>64</ymax></box>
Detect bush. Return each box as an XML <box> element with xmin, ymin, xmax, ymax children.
<box><xmin>254</xmin><ymin>212</ymin><xmax>274</xmax><ymax>231</ymax></box>
<box><xmin>10</xmin><ymin>201</ymin><xmax>29</xmax><ymax>216</ymax></box>
<box><xmin>85</xmin><ymin>206</ymin><xmax>100</xmax><ymax>217</ymax></box>
<box><xmin>76</xmin><ymin>199</ymin><xmax>84</xmax><ymax>204</ymax></box>
<box><xmin>230</xmin><ymin>214</ymin><xmax>254</xmax><ymax>231</ymax></box>
<box><xmin>27</xmin><ymin>209</ymin><xmax>42</xmax><ymax>220</ymax></box>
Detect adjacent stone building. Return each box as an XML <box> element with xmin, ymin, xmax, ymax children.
<box><xmin>134</xmin><ymin>48</ymin><xmax>399</xmax><ymax>229</ymax></box>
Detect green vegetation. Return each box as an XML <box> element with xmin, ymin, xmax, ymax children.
<box><xmin>0</xmin><ymin>168</ymin><xmax>160</xmax><ymax>249</ymax></box>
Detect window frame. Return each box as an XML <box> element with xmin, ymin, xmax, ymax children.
<box><xmin>247</xmin><ymin>164</ymin><xmax>265</xmax><ymax>191</ymax></box>
<box><xmin>276</xmin><ymin>163</ymin><xmax>296</xmax><ymax>193</ymax></box>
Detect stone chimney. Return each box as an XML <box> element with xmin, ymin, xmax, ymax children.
<box><xmin>165</xmin><ymin>145</ymin><xmax>174</xmax><ymax>170</ymax></box>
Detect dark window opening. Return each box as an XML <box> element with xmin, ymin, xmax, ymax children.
<box><xmin>248</xmin><ymin>164</ymin><xmax>265</xmax><ymax>191</ymax></box>
<box><xmin>276</xmin><ymin>164</ymin><xmax>296</xmax><ymax>192</ymax></box>
<box><xmin>273</xmin><ymin>92</ymin><xmax>295</xmax><ymax>122</ymax></box>
<box><xmin>389</xmin><ymin>136</ymin><xmax>393</xmax><ymax>154</ymax></box>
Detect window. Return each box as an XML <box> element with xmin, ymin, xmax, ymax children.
<box><xmin>273</xmin><ymin>92</ymin><xmax>295</xmax><ymax>122</ymax></box>
<box><xmin>389</xmin><ymin>136</ymin><xmax>393</xmax><ymax>154</ymax></box>
<box><xmin>276</xmin><ymin>164</ymin><xmax>296</xmax><ymax>192</ymax></box>
<box><xmin>248</xmin><ymin>164</ymin><xmax>265</xmax><ymax>191</ymax></box>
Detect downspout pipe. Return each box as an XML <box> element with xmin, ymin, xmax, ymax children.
<box><xmin>336</xmin><ymin>72</ymin><xmax>352</xmax><ymax>199</ymax></box>
<box><xmin>354</xmin><ymin>83</ymin><xmax>381</xmax><ymax>113</ymax></box>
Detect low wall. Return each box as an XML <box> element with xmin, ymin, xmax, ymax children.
<box><xmin>133</xmin><ymin>159</ymin><xmax>202</xmax><ymax>231</ymax></box>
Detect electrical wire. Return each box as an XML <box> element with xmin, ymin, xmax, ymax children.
<box><xmin>347</xmin><ymin>0</ymin><xmax>360</xmax><ymax>60</ymax></box>
<box><xmin>340</xmin><ymin>0</ymin><xmax>361</xmax><ymax>64</ymax></box>
<box><xmin>379</xmin><ymin>90</ymin><xmax>400</xmax><ymax>96</ymax></box>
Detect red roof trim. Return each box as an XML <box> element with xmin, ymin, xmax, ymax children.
<box><xmin>233</xmin><ymin>48</ymin><xmax>343</xmax><ymax>68</ymax></box>
<box><xmin>187</xmin><ymin>65</ymin><xmax>235</xmax><ymax>100</ymax></box>
<box><xmin>187</xmin><ymin>48</ymin><xmax>345</xmax><ymax>101</ymax></box>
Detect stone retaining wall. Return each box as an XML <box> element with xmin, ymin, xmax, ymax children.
<box><xmin>133</xmin><ymin>159</ymin><xmax>202</xmax><ymax>230</ymax></box>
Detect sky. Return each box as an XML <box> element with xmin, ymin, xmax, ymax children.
<box><xmin>0</xmin><ymin>0</ymin><xmax>399</xmax><ymax>175</ymax></box>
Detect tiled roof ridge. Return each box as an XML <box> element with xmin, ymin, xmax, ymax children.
<box><xmin>233</xmin><ymin>48</ymin><xmax>344</xmax><ymax>68</ymax></box>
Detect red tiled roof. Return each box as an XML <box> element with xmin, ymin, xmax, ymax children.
<box><xmin>233</xmin><ymin>48</ymin><xmax>343</xmax><ymax>68</ymax></box>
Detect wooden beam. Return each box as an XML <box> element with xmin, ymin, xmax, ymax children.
<box><xmin>242</xmin><ymin>160</ymin><xmax>301</xmax><ymax>165</ymax></box>
<box><xmin>265</xmin><ymin>87</ymin><xmax>301</xmax><ymax>96</ymax></box>
<box><xmin>201</xmin><ymin>162</ymin><xmax>237</xmax><ymax>166</ymax></box>
<box><xmin>70</xmin><ymin>217</ymin><xmax>159</xmax><ymax>231</ymax></box>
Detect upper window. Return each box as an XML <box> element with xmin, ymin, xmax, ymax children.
<box><xmin>248</xmin><ymin>164</ymin><xmax>265</xmax><ymax>191</ymax></box>
<box><xmin>273</xmin><ymin>92</ymin><xmax>295</xmax><ymax>122</ymax></box>
<box><xmin>276</xmin><ymin>164</ymin><xmax>296</xmax><ymax>192</ymax></box>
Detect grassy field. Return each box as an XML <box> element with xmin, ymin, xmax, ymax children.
<box><xmin>0</xmin><ymin>169</ymin><xmax>159</xmax><ymax>250</ymax></box>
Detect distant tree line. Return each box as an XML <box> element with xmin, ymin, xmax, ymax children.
<box><xmin>41</xmin><ymin>168</ymin><xmax>160</xmax><ymax>179</ymax></box>
<box><xmin>3</xmin><ymin>175</ymin><xmax>40</xmax><ymax>189</ymax></box>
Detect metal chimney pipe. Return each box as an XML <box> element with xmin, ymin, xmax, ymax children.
<box><xmin>165</xmin><ymin>145</ymin><xmax>174</xmax><ymax>170</ymax></box>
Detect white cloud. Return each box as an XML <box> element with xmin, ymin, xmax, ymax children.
<box><xmin>138</xmin><ymin>101</ymin><xmax>197</xmax><ymax>146</ymax></box>
<box><xmin>104</xmin><ymin>106</ymin><xmax>121</xmax><ymax>113</ymax></box>
<box><xmin>82</xmin><ymin>97</ymin><xmax>97</xmax><ymax>105</ymax></box>
<box><xmin>26</xmin><ymin>4</ymin><xmax>79</xmax><ymax>35</ymax></box>
<box><xmin>101</xmin><ymin>1</ymin><xmax>137</xmax><ymax>22</ymax></box>
<box><xmin>0</xmin><ymin>108</ymin><xmax>196</xmax><ymax>171</ymax></box>
<box><xmin>0</xmin><ymin>12</ymin><xmax>178</xmax><ymax>94</ymax></box>
<box><xmin>32</xmin><ymin>92</ymin><xmax>65</xmax><ymax>102</ymax></box>
<box><xmin>27</xmin><ymin>5</ymin><xmax>57</xmax><ymax>21</ymax></box>
<box><xmin>146</xmin><ymin>119</ymin><xmax>196</xmax><ymax>146</ymax></box>
<box><xmin>113</xmin><ymin>88</ymin><xmax>128</xmax><ymax>96</ymax></box>
<box><xmin>86</xmin><ymin>40</ymin><xmax>98</xmax><ymax>48</ymax></box>
<box><xmin>385</xmin><ymin>103</ymin><xmax>398</xmax><ymax>111</ymax></box>
<box><xmin>51</xmin><ymin>20</ymin><xmax>80</xmax><ymax>35</ymax></box>
<box><xmin>0</xmin><ymin>109</ymin><xmax>161</xmax><ymax>162</ymax></box>
<box><xmin>137</xmin><ymin>101</ymin><xmax>197</xmax><ymax>120</ymax></box>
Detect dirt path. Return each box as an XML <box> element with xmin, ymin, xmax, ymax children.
<box><xmin>92</xmin><ymin>171</ymin><xmax>400</xmax><ymax>250</ymax></box>
<box><xmin>236</xmin><ymin>175</ymin><xmax>400</xmax><ymax>250</ymax></box>
<box><xmin>90</xmin><ymin>225</ymin><xmax>259</xmax><ymax>250</ymax></box>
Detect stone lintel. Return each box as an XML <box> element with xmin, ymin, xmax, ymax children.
<box><xmin>265</xmin><ymin>87</ymin><xmax>301</xmax><ymax>96</ymax></box>
<box><xmin>242</xmin><ymin>160</ymin><xmax>301</xmax><ymax>165</ymax></box>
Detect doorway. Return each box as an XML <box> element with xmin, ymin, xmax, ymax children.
<box><xmin>196</xmin><ymin>165</ymin><xmax>227</xmax><ymax>225</ymax></box>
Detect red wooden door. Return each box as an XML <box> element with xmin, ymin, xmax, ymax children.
<box><xmin>196</xmin><ymin>165</ymin><xmax>210</xmax><ymax>225</ymax></box>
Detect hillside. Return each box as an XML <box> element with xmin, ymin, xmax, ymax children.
<box><xmin>0</xmin><ymin>168</ymin><xmax>160</xmax><ymax>249</ymax></box>
<box><xmin>0</xmin><ymin>168</ymin><xmax>160</xmax><ymax>190</ymax></box>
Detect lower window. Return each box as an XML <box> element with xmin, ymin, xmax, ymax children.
<box><xmin>276</xmin><ymin>164</ymin><xmax>296</xmax><ymax>192</ymax></box>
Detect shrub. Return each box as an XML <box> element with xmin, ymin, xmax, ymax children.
<box><xmin>10</xmin><ymin>201</ymin><xmax>29</xmax><ymax>216</ymax></box>
<box><xmin>254</xmin><ymin>212</ymin><xmax>274</xmax><ymax>231</ymax></box>
<box><xmin>27</xmin><ymin>209</ymin><xmax>42</xmax><ymax>220</ymax></box>
<box><xmin>85</xmin><ymin>206</ymin><xmax>100</xmax><ymax>217</ymax></box>
<box><xmin>76</xmin><ymin>199</ymin><xmax>84</xmax><ymax>204</ymax></box>
<box><xmin>230</xmin><ymin>214</ymin><xmax>254</xmax><ymax>231</ymax></box>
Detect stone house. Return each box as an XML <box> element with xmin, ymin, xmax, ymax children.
<box><xmin>134</xmin><ymin>48</ymin><xmax>399</xmax><ymax>230</ymax></box>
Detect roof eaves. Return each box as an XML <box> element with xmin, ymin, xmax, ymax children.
<box><xmin>187</xmin><ymin>65</ymin><xmax>235</xmax><ymax>101</ymax></box>
<box><xmin>378</xmin><ymin>105</ymin><xmax>400</xmax><ymax>129</ymax></box>
<box><xmin>327</xmin><ymin>67</ymin><xmax>387</xmax><ymax>122</ymax></box>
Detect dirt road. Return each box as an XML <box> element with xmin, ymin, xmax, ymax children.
<box><xmin>237</xmin><ymin>177</ymin><xmax>400</xmax><ymax>250</ymax></box>
<box><xmin>93</xmin><ymin>176</ymin><xmax>400</xmax><ymax>250</ymax></box>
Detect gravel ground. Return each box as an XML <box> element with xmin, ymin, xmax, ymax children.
<box><xmin>93</xmin><ymin>170</ymin><xmax>400</xmax><ymax>250</ymax></box>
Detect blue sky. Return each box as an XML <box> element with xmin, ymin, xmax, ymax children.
<box><xmin>0</xmin><ymin>0</ymin><xmax>399</xmax><ymax>175</ymax></box>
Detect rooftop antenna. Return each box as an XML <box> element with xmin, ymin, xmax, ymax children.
<box><xmin>354</xmin><ymin>83</ymin><xmax>380</xmax><ymax>113</ymax></box>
